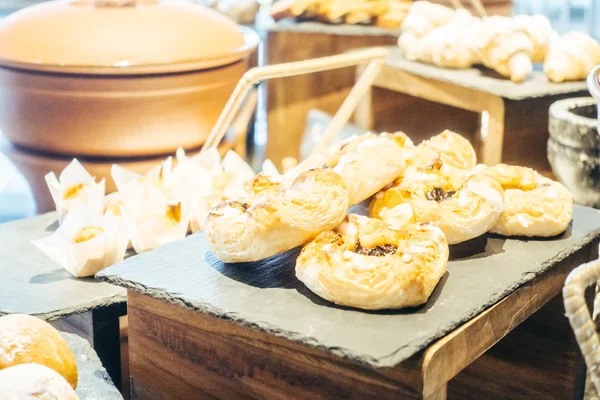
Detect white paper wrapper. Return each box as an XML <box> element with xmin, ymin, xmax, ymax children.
<box><xmin>32</xmin><ymin>204</ymin><xmax>129</xmax><ymax>277</ymax></box>
<box><xmin>172</xmin><ymin>149</ymin><xmax>257</xmax><ymax>233</ymax></box>
<box><xmin>111</xmin><ymin>156</ymin><xmax>174</xmax><ymax>201</ymax></box>
<box><xmin>221</xmin><ymin>150</ymin><xmax>256</xmax><ymax>199</ymax></box>
<box><xmin>103</xmin><ymin>191</ymin><xmax>132</xmax><ymax>250</ymax></box>
<box><xmin>261</xmin><ymin>159</ymin><xmax>280</xmax><ymax>176</ymax></box>
<box><xmin>45</xmin><ymin>159</ymin><xmax>105</xmax><ymax>223</ymax></box>
<box><xmin>120</xmin><ymin>188</ymin><xmax>191</xmax><ymax>254</ymax></box>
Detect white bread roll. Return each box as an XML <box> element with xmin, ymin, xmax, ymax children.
<box><xmin>0</xmin><ymin>363</ymin><xmax>79</xmax><ymax>400</ymax></box>
<box><xmin>0</xmin><ymin>314</ymin><xmax>78</xmax><ymax>389</ymax></box>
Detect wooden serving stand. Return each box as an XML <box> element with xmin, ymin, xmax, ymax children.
<box><xmin>262</xmin><ymin>21</ymin><xmax>587</xmax><ymax>173</ymax></box>
<box><xmin>98</xmin><ymin>205</ymin><xmax>600</xmax><ymax>399</ymax></box>
<box><xmin>354</xmin><ymin>47</ymin><xmax>589</xmax><ymax>170</ymax></box>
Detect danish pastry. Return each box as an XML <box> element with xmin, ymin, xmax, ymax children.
<box><xmin>326</xmin><ymin>132</ymin><xmax>413</xmax><ymax>205</ymax></box>
<box><xmin>296</xmin><ymin>214</ymin><xmax>448</xmax><ymax>310</ymax></box>
<box><xmin>409</xmin><ymin>130</ymin><xmax>477</xmax><ymax>172</ymax></box>
<box><xmin>370</xmin><ymin>162</ymin><xmax>504</xmax><ymax>244</ymax></box>
<box><xmin>205</xmin><ymin>168</ymin><xmax>350</xmax><ymax>263</ymax></box>
<box><xmin>476</xmin><ymin>164</ymin><xmax>573</xmax><ymax>237</ymax></box>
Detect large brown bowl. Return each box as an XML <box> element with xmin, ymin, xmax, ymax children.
<box><xmin>0</xmin><ymin>60</ymin><xmax>248</xmax><ymax>157</ymax></box>
<box><xmin>0</xmin><ymin>0</ymin><xmax>259</xmax><ymax>157</ymax></box>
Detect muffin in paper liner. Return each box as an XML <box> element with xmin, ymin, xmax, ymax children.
<box><xmin>31</xmin><ymin>203</ymin><xmax>128</xmax><ymax>277</ymax></box>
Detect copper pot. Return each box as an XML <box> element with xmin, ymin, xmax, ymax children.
<box><xmin>0</xmin><ymin>0</ymin><xmax>259</xmax><ymax>157</ymax></box>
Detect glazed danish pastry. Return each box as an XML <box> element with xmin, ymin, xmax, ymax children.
<box><xmin>475</xmin><ymin>164</ymin><xmax>573</xmax><ymax>237</ymax></box>
<box><xmin>205</xmin><ymin>168</ymin><xmax>350</xmax><ymax>263</ymax></box>
<box><xmin>326</xmin><ymin>132</ymin><xmax>413</xmax><ymax>205</ymax></box>
<box><xmin>370</xmin><ymin>163</ymin><xmax>504</xmax><ymax>244</ymax></box>
<box><xmin>295</xmin><ymin>214</ymin><xmax>449</xmax><ymax>310</ymax></box>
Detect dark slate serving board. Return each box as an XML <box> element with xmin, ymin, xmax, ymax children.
<box><xmin>61</xmin><ymin>332</ymin><xmax>122</xmax><ymax>400</ymax></box>
<box><xmin>0</xmin><ymin>213</ymin><xmax>126</xmax><ymax>320</ymax></box>
<box><xmin>383</xmin><ymin>46</ymin><xmax>588</xmax><ymax>100</ymax></box>
<box><xmin>98</xmin><ymin>205</ymin><xmax>600</xmax><ymax>368</ymax></box>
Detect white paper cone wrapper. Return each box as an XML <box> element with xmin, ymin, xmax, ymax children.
<box><xmin>261</xmin><ymin>159</ymin><xmax>280</xmax><ymax>176</ymax></box>
<box><xmin>45</xmin><ymin>159</ymin><xmax>105</xmax><ymax>223</ymax></box>
<box><xmin>120</xmin><ymin>189</ymin><xmax>191</xmax><ymax>254</ymax></box>
<box><xmin>31</xmin><ymin>204</ymin><xmax>129</xmax><ymax>277</ymax></box>
<box><xmin>103</xmin><ymin>192</ymin><xmax>132</xmax><ymax>250</ymax></box>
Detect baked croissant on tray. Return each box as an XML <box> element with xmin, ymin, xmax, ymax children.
<box><xmin>544</xmin><ymin>31</ymin><xmax>600</xmax><ymax>83</ymax></box>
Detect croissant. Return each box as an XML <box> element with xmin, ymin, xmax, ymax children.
<box><xmin>398</xmin><ymin>1</ymin><xmax>456</xmax><ymax>59</ymax></box>
<box><xmin>326</xmin><ymin>132</ymin><xmax>413</xmax><ymax>205</ymax></box>
<box><xmin>205</xmin><ymin>168</ymin><xmax>349</xmax><ymax>263</ymax></box>
<box><xmin>512</xmin><ymin>14</ymin><xmax>558</xmax><ymax>63</ymax></box>
<box><xmin>474</xmin><ymin>16</ymin><xmax>534</xmax><ymax>82</ymax></box>
<box><xmin>405</xmin><ymin>9</ymin><xmax>481</xmax><ymax>69</ymax></box>
<box><xmin>296</xmin><ymin>214</ymin><xmax>448</xmax><ymax>310</ymax></box>
<box><xmin>544</xmin><ymin>31</ymin><xmax>600</xmax><ymax>83</ymax></box>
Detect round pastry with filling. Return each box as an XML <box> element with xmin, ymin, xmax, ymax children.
<box><xmin>295</xmin><ymin>214</ymin><xmax>448</xmax><ymax>310</ymax></box>
<box><xmin>0</xmin><ymin>363</ymin><xmax>79</xmax><ymax>400</ymax></box>
<box><xmin>409</xmin><ymin>130</ymin><xmax>477</xmax><ymax>172</ymax></box>
<box><xmin>205</xmin><ymin>168</ymin><xmax>350</xmax><ymax>263</ymax></box>
<box><xmin>0</xmin><ymin>314</ymin><xmax>78</xmax><ymax>389</ymax></box>
<box><xmin>325</xmin><ymin>132</ymin><xmax>414</xmax><ymax>205</ymax></box>
<box><xmin>475</xmin><ymin>164</ymin><xmax>573</xmax><ymax>237</ymax></box>
<box><xmin>370</xmin><ymin>162</ymin><xmax>504</xmax><ymax>245</ymax></box>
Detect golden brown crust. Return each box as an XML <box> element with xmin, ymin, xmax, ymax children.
<box><xmin>408</xmin><ymin>130</ymin><xmax>477</xmax><ymax>172</ymax></box>
<box><xmin>0</xmin><ymin>314</ymin><xmax>78</xmax><ymax>389</ymax></box>
<box><xmin>296</xmin><ymin>214</ymin><xmax>448</xmax><ymax>310</ymax></box>
<box><xmin>327</xmin><ymin>132</ymin><xmax>414</xmax><ymax>205</ymax></box>
<box><xmin>370</xmin><ymin>163</ymin><xmax>504</xmax><ymax>244</ymax></box>
<box><xmin>205</xmin><ymin>168</ymin><xmax>350</xmax><ymax>263</ymax></box>
<box><xmin>476</xmin><ymin>164</ymin><xmax>573</xmax><ymax>237</ymax></box>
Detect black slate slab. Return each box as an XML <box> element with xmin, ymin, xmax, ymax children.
<box><xmin>61</xmin><ymin>332</ymin><xmax>123</xmax><ymax>400</ymax></box>
<box><xmin>0</xmin><ymin>213</ymin><xmax>126</xmax><ymax>320</ymax></box>
<box><xmin>382</xmin><ymin>46</ymin><xmax>588</xmax><ymax>100</ymax></box>
<box><xmin>97</xmin><ymin>205</ymin><xmax>600</xmax><ymax>368</ymax></box>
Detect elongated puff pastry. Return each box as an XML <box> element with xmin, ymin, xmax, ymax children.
<box><xmin>296</xmin><ymin>214</ymin><xmax>448</xmax><ymax>310</ymax></box>
<box><xmin>205</xmin><ymin>168</ymin><xmax>349</xmax><ymax>263</ymax></box>
<box><xmin>475</xmin><ymin>16</ymin><xmax>533</xmax><ymax>82</ymax></box>
<box><xmin>475</xmin><ymin>164</ymin><xmax>572</xmax><ymax>237</ymax></box>
<box><xmin>326</xmin><ymin>131</ymin><xmax>413</xmax><ymax>205</ymax></box>
<box><xmin>544</xmin><ymin>31</ymin><xmax>600</xmax><ymax>83</ymax></box>
<box><xmin>370</xmin><ymin>160</ymin><xmax>504</xmax><ymax>244</ymax></box>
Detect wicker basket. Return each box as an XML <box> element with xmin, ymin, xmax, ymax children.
<box><xmin>564</xmin><ymin>248</ymin><xmax>600</xmax><ymax>395</ymax></box>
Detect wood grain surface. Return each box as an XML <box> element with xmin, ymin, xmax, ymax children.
<box><xmin>123</xmin><ymin>240</ymin><xmax>596</xmax><ymax>399</ymax></box>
